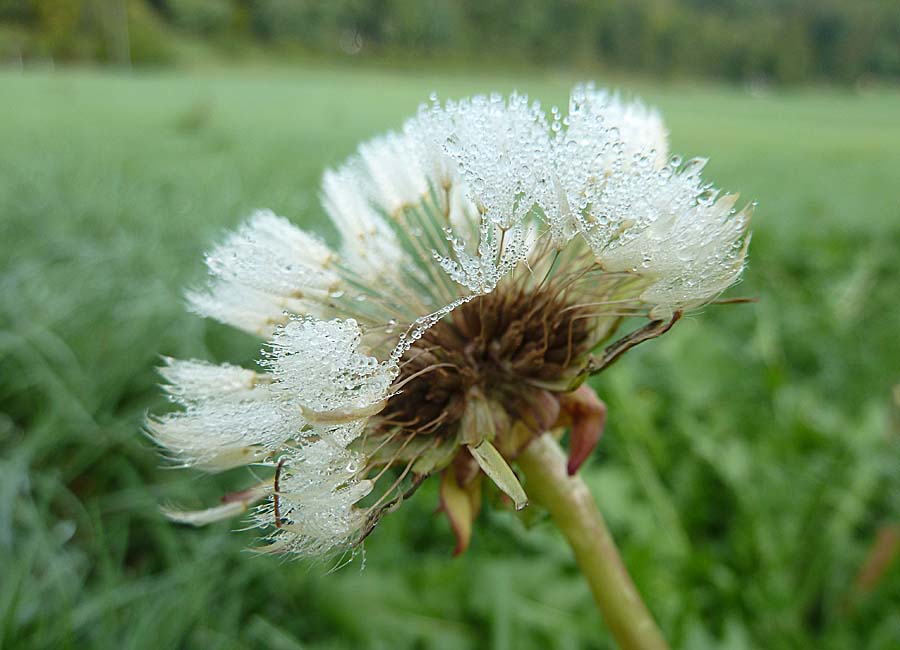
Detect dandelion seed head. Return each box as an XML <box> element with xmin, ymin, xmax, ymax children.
<box><xmin>152</xmin><ymin>83</ymin><xmax>753</xmax><ymax>561</ymax></box>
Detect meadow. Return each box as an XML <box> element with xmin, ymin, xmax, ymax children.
<box><xmin>1</xmin><ymin>64</ymin><xmax>899</xmax><ymax>649</ymax></box>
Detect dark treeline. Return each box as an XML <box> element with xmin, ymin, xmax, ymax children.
<box><xmin>2</xmin><ymin>0</ymin><xmax>898</xmax><ymax>84</ymax></box>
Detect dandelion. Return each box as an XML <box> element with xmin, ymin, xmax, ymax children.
<box><xmin>151</xmin><ymin>83</ymin><xmax>752</xmax><ymax>650</ymax></box>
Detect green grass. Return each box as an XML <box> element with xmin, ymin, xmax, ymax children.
<box><xmin>1</xmin><ymin>64</ymin><xmax>899</xmax><ymax>650</ymax></box>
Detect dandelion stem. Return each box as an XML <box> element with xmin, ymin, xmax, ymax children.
<box><xmin>517</xmin><ymin>433</ymin><xmax>669</xmax><ymax>650</ymax></box>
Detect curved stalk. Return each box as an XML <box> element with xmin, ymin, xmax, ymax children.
<box><xmin>517</xmin><ymin>433</ymin><xmax>669</xmax><ymax>650</ymax></box>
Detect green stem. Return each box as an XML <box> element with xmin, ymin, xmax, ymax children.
<box><xmin>517</xmin><ymin>433</ymin><xmax>670</xmax><ymax>650</ymax></box>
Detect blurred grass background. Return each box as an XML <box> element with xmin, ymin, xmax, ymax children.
<box><xmin>1</xmin><ymin>7</ymin><xmax>900</xmax><ymax>650</ymax></box>
<box><xmin>2</xmin><ymin>0</ymin><xmax>899</xmax><ymax>85</ymax></box>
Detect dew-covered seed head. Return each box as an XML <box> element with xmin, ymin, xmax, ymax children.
<box><xmin>151</xmin><ymin>82</ymin><xmax>753</xmax><ymax>562</ymax></box>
